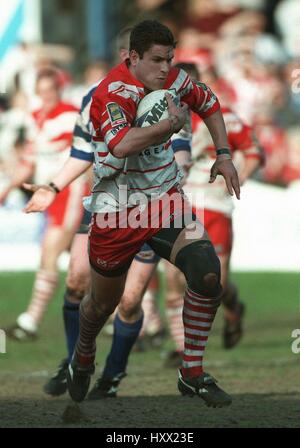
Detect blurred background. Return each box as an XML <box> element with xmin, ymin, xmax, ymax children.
<box><xmin>1</xmin><ymin>0</ymin><xmax>300</xmax><ymax>271</ymax></box>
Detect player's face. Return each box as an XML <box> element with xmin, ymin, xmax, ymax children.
<box><xmin>36</xmin><ymin>78</ymin><xmax>60</xmax><ymax>111</ymax></box>
<box><xmin>130</xmin><ymin>44</ymin><xmax>174</xmax><ymax>92</ymax></box>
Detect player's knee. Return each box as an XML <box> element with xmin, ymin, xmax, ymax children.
<box><xmin>118</xmin><ymin>296</ymin><xmax>142</xmax><ymax>321</ymax></box>
<box><xmin>88</xmin><ymin>291</ymin><xmax>119</xmax><ymax>317</ymax></box>
<box><xmin>175</xmin><ymin>240</ymin><xmax>222</xmax><ymax>298</ymax></box>
<box><xmin>66</xmin><ymin>270</ymin><xmax>90</xmax><ymax>294</ymax></box>
<box><xmin>64</xmin><ymin>287</ymin><xmax>85</xmax><ymax>305</ymax></box>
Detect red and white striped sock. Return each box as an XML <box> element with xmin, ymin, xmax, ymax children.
<box><xmin>18</xmin><ymin>270</ymin><xmax>59</xmax><ymax>331</ymax></box>
<box><xmin>75</xmin><ymin>302</ymin><xmax>110</xmax><ymax>365</ymax></box>
<box><xmin>182</xmin><ymin>287</ymin><xmax>219</xmax><ymax>379</ymax></box>
<box><xmin>166</xmin><ymin>294</ymin><xmax>184</xmax><ymax>353</ymax></box>
<box><xmin>140</xmin><ymin>289</ymin><xmax>163</xmax><ymax>338</ymax></box>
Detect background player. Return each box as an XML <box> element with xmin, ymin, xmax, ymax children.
<box><xmin>1</xmin><ymin>69</ymin><xmax>86</xmax><ymax>340</ymax></box>
<box><xmin>162</xmin><ymin>62</ymin><xmax>264</xmax><ymax>366</ymax></box>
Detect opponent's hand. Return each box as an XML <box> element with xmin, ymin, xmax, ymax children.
<box><xmin>209</xmin><ymin>156</ymin><xmax>240</xmax><ymax>199</ymax></box>
<box><xmin>166</xmin><ymin>93</ymin><xmax>189</xmax><ymax>133</ymax></box>
<box><xmin>23</xmin><ymin>183</ymin><xmax>57</xmax><ymax>213</ymax></box>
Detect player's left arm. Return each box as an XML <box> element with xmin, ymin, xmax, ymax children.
<box><xmin>239</xmin><ymin>154</ymin><xmax>262</xmax><ymax>185</ymax></box>
<box><xmin>181</xmin><ymin>77</ymin><xmax>240</xmax><ymax>199</ymax></box>
<box><xmin>229</xmin><ymin>121</ymin><xmax>265</xmax><ymax>185</ymax></box>
<box><xmin>171</xmin><ymin>114</ymin><xmax>193</xmax><ymax>184</ymax></box>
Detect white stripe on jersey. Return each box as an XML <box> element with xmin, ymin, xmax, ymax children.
<box><xmin>108</xmin><ymin>81</ymin><xmax>144</xmax><ymax>103</ymax></box>
<box><xmin>41</xmin><ymin>111</ymin><xmax>78</xmax><ymax>140</ymax></box>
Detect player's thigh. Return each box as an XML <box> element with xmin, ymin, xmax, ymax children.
<box><xmin>40</xmin><ymin>226</ymin><xmax>76</xmax><ymax>269</ymax></box>
<box><xmin>66</xmin><ymin>234</ymin><xmax>90</xmax><ymax>292</ymax></box>
<box><xmin>149</xmin><ymin>218</ymin><xmax>221</xmax><ymax>296</ymax></box>
<box><xmin>149</xmin><ymin>217</ymin><xmax>211</xmax><ymax>267</ymax></box>
<box><xmin>119</xmin><ymin>259</ymin><xmax>158</xmax><ymax>315</ymax></box>
<box><xmin>218</xmin><ymin>253</ymin><xmax>231</xmax><ymax>289</ymax></box>
<box><xmin>164</xmin><ymin>260</ymin><xmax>185</xmax><ymax>294</ymax></box>
<box><xmin>90</xmin><ymin>266</ymin><xmax>127</xmax><ymax>314</ymax></box>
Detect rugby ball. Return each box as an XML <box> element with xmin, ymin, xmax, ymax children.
<box><xmin>135</xmin><ymin>89</ymin><xmax>179</xmax><ymax>128</ymax></box>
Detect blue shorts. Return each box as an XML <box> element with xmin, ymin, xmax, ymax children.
<box><xmin>134</xmin><ymin>243</ymin><xmax>161</xmax><ymax>264</ymax></box>
<box><xmin>77</xmin><ymin>209</ymin><xmax>92</xmax><ymax>234</ymax></box>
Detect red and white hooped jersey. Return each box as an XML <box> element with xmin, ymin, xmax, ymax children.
<box><xmin>24</xmin><ymin>102</ymin><xmax>79</xmax><ymax>185</ymax></box>
<box><xmin>85</xmin><ymin>61</ymin><xmax>220</xmax><ymax>213</ymax></box>
<box><xmin>184</xmin><ymin>107</ymin><xmax>263</xmax><ymax>217</ymax></box>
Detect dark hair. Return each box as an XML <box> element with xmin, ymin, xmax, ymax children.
<box><xmin>130</xmin><ymin>20</ymin><xmax>176</xmax><ymax>58</ymax></box>
<box><xmin>117</xmin><ymin>26</ymin><xmax>133</xmax><ymax>51</ymax></box>
<box><xmin>36</xmin><ymin>68</ymin><xmax>60</xmax><ymax>88</ymax></box>
<box><xmin>174</xmin><ymin>62</ymin><xmax>199</xmax><ymax>81</ymax></box>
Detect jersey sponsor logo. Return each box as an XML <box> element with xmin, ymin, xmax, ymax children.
<box><xmin>106</xmin><ymin>103</ymin><xmax>127</xmax><ymax>127</ymax></box>
<box><xmin>110</xmin><ymin>122</ymin><xmax>128</xmax><ymax>136</ymax></box>
<box><xmin>138</xmin><ymin>92</ymin><xmax>179</xmax><ymax>127</ymax></box>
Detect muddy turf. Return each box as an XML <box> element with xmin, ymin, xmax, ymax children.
<box><xmin>0</xmin><ymin>272</ymin><xmax>299</xmax><ymax>428</ymax></box>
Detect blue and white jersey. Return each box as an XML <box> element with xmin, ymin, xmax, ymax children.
<box><xmin>171</xmin><ymin>113</ymin><xmax>192</xmax><ymax>154</ymax></box>
<box><xmin>70</xmin><ymin>84</ymin><xmax>98</xmax><ymax>163</ymax></box>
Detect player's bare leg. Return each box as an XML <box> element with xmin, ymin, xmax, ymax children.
<box><xmin>6</xmin><ymin>226</ymin><xmax>76</xmax><ymax>341</ymax></box>
<box><xmin>219</xmin><ymin>254</ymin><xmax>245</xmax><ymax>349</ymax></box>
<box><xmin>163</xmin><ymin>261</ymin><xmax>185</xmax><ymax>367</ymax></box>
<box><xmin>67</xmin><ymin>268</ymin><xmax>127</xmax><ymax>402</ymax></box>
<box><xmin>149</xmin><ymin>220</ymin><xmax>232</xmax><ymax>408</ymax></box>
<box><xmin>138</xmin><ymin>270</ymin><xmax>165</xmax><ymax>350</ymax></box>
<box><xmin>44</xmin><ymin>234</ymin><xmax>90</xmax><ymax>396</ymax></box>
<box><xmin>87</xmin><ymin>258</ymin><xmax>158</xmax><ymax>399</ymax></box>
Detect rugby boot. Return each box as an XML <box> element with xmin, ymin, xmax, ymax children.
<box><xmin>5</xmin><ymin>323</ymin><xmax>37</xmax><ymax>342</ymax></box>
<box><xmin>178</xmin><ymin>369</ymin><xmax>232</xmax><ymax>408</ymax></box>
<box><xmin>43</xmin><ymin>358</ymin><xmax>68</xmax><ymax>396</ymax></box>
<box><xmin>87</xmin><ymin>372</ymin><xmax>126</xmax><ymax>400</ymax></box>
<box><xmin>67</xmin><ymin>355</ymin><xmax>95</xmax><ymax>402</ymax></box>
<box><xmin>223</xmin><ymin>302</ymin><xmax>245</xmax><ymax>349</ymax></box>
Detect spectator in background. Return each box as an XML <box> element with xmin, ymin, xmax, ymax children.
<box><xmin>63</xmin><ymin>60</ymin><xmax>110</xmax><ymax>108</ymax></box>
<box><xmin>253</xmin><ymin>105</ymin><xmax>287</xmax><ymax>185</ymax></box>
<box><xmin>278</xmin><ymin>58</ymin><xmax>300</xmax><ymax>127</ymax></box>
<box><xmin>0</xmin><ymin>91</ymin><xmax>29</xmax><ymax>195</ymax></box>
<box><xmin>282</xmin><ymin>127</ymin><xmax>300</xmax><ymax>186</ymax></box>
<box><xmin>275</xmin><ymin>0</ymin><xmax>300</xmax><ymax>58</ymax></box>
<box><xmin>1</xmin><ymin>69</ymin><xmax>87</xmax><ymax>340</ymax></box>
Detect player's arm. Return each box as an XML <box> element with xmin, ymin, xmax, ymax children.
<box><xmin>171</xmin><ymin>114</ymin><xmax>193</xmax><ymax>184</ymax></box>
<box><xmin>23</xmin><ymin>157</ymin><xmax>92</xmax><ymax>213</ymax></box>
<box><xmin>0</xmin><ymin>160</ymin><xmax>35</xmax><ymax>205</ymax></box>
<box><xmin>111</xmin><ymin>95</ymin><xmax>188</xmax><ymax>158</ymax></box>
<box><xmin>24</xmin><ymin>97</ymin><xmax>94</xmax><ymax>214</ymax></box>
<box><xmin>239</xmin><ymin>134</ymin><xmax>264</xmax><ymax>184</ymax></box>
<box><xmin>239</xmin><ymin>155</ymin><xmax>262</xmax><ymax>185</ymax></box>
<box><xmin>229</xmin><ymin>120</ymin><xmax>265</xmax><ymax>185</ymax></box>
<box><xmin>181</xmin><ymin>77</ymin><xmax>240</xmax><ymax>199</ymax></box>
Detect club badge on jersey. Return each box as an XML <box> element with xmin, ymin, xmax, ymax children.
<box><xmin>107</xmin><ymin>103</ymin><xmax>127</xmax><ymax>127</ymax></box>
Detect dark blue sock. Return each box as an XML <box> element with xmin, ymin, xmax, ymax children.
<box><xmin>103</xmin><ymin>313</ymin><xmax>144</xmax><ymax>378</ymax></box>
<box><xmin>63</xmin><ymin>295</ymin><xmax>80</xmax><ymax>363</ymax></box>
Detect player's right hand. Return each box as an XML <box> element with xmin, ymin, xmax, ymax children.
<box><xmin>166</xmin><ymin>93</ymin><xmax>189</xmax><ymax>133</ymax></box>
<box><xmin>23</xmin><ymin>183</ymin><xmax>56</xmax><ymax>213</ymax></box>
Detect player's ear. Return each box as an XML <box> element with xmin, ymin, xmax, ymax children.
<box><xmin>129</xmin><ymin>50</ymin><xmax>139</xmax><ymax>67</ymax></box>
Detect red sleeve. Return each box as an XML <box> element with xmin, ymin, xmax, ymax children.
<box><xmin>180</xmin><ymin>78</ymin><xmax>220</xmax><ymax>119</ymax></box>
<box><xmin>227</xmin><ymin>116</ymin><xmax>264</xmax><ymax>164</ymax></box>
<box><xmin>91</xmin><ymin>88</ymin><xmax>137</xmax><ymax>152</ymax></box>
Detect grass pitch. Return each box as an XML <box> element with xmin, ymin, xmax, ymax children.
<box><xmin>0</xmin><ymin>272</ymin><xmax>299</xmax><ymax>428</ymax></box>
